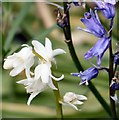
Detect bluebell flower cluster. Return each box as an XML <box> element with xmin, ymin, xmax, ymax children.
<box><xmin>72</xmin><ymin>0</ymin><xmax>116</xmax><ymax>85</ymax></box>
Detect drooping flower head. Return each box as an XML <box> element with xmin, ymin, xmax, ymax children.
<box><xmin>60</xmin><ymin>92</ymin><xmax>87</xmax><ymax>111</ymax></box>
<box><xmin>84</xmin><ymin>37</ymin><xmax>110</xmax><ymax>66</ymax></box>
<box><xmin>72</xmin><ymin>67</ymin><xmax>99</xmax><ymax>85</ymax></box>
<box><xmin>3</xmin><ymin>45</ymin><xmax>34</xmax><ymax>78</ymax></box>
<box><xmin>77</xmin><ymin>9</ymin><xmax>107</xmax><ymax>38</ymax></box>
<box><xmin>17</xmin><ymin>62</ymin><xmax>64</xmax><ymax>105</ymax></box>
<box><xmin>94</xmin><ymin>0</ymin><xmax>116</xmax><ymax>19</ymax></box>
<box><xmin>17</xmin><ymin>77</ymin><xmax>47</xmax><ymax>105</ymax></box>
<box><xmin>3</xmin><ymin>37</ymin><xmax>66</xmax><ymax>106</ymax></box>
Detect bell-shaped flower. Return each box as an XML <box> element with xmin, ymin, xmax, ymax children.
<box><xmin>34</xmin><ymin>63</ymin><xmax>64</xmax><ymax>89</ymax></box>
<box><xmin>72</xmin><ymin>0</ymin><xmax>85</xmax><ymax>7</ymax></box>
<box><xmin>77</xmin><ymin>9</ymin><xmax>107</xmax><ymax>38</ymax></box>
<box><xmin>72</xmin><ymin>67</ymin><xmax>99</xmax><ymax>85</ymax></box>
<box><xmin>17</xmin><ymin>77</ymin><xmax>47</xmax><ymax>105</ymax></box>
<box><xmin>84</xmin><ymin>37</ymin><xmax>110</xmax><ymax>66</ymax></box>
<box><xmin>3</xmin><ymin>45</ymin><xmax>34</xmax><ymax>78</ymax></box>
<box><xmin>111</xmin><ymin>82</ymin><xmax>119</xmax><ymax>90</ymax></box>
<box><xmin>114</xmin><ymin>53</ymin><xmax>119</xmax><ymax>65</ymax></box>
<box><xmin>17</xmin><ymin>62</ymin><xmax>64</xmax><ymax>105</ymax></box>
<box><xmin>110</xmin><ymin>75</ymin><xmax>119</xmax><ymax>103</ymax></box>
<box><xmin>110</xmin><ymin>76</ymin><xmax>119</xmax><ymax>90</ymax></box>
<box><xmin>32</xmin><ymin>38</ymin><xmax>66</xmax><ymax>65</ymax></box>
<box><xmin>94</xmin><ymin>0</ymin><xmax>116</xmax><ymax>19</ymax></box>
<box><xmin>60</xmin><ymin>92</ymin><xmax>87</xmax><ymax>111</ymax></box>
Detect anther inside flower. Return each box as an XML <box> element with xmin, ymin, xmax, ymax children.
<box><xmin>60</xmin><ymin>92</ymin><xmax>87</xmax><ymax>111</ymax></box>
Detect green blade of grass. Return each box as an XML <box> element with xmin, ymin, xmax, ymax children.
<box><xmin>4</xmin><ymin>3</ymin><xmax>31</xmax><ymax>52</ymax></box>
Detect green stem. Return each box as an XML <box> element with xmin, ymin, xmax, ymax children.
<box><xmin>62</xmin><ymin>1</ymin><xmax>112</xmax><ymax>117</ymax></box>
<box><xmin>53</xmin><ymin>80</ymin><xmax>63</xmax><ymax>120</ymax></box>
<box><xmin>108</xmin><ymin>18</ymin><xmax>118</xmax><ymax>120</ymax></box>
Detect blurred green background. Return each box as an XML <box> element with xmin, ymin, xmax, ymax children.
<box><xmin>1</xmin><ymin>2</ymin><xmax>119</xmax><ymax>118</ymax></box>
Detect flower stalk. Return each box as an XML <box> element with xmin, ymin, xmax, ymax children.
<box><xmin>108</xmin><ymin>18</ymin><xmax>118</xmax><ymax>119</ymax></box>
<box><xmin>63</xmin><ymin>0</ymin><xmax>112</xmax><ymax>117</ymax></box>
<box><xmin>53</xmin><ymin>80</ymin><xmax>63</xmax><ymax>120</ymax></box>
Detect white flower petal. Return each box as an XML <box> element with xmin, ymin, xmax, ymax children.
<box><xmin>73</xmin><ymin>100</ymin><xmax>83</xmax><ymax>105</ymax></box>
<box><xmin>40</xmin><ymin>64</ymin><xmax>50</xmax><ymax>83</ymax></box>
<box><xmin>27</xmin><ymin>91</ymin><xmax>40</xmax><ymax>105</ymax></box>
<box><xmin>25</xmin><ymin>68</ymin><xmax>31</xmax><ymax>78</ymax></box>
<box><xmin>68</xmin><ymin>102</ymin><xmax>79</xmax><ymax>111</ymax></box>
<box><xmin>10</xmin><ymin>65</ymin><xmax>24</xmax><ymax>76</ymax></box>
<box><xmin>50</xmin><ymin>74</ymin><xmax>64</xmax><ymax>81</ymax></box>
<box><xmin>3</xmin><ymin>55</ymin><xmax>15</xmax><ymax>69</ymax></box>
<box><xmin>45</xmin><ymin>38</ymin><xmax>52</xmax><ymax>58</ymax></box>
<box><xmin>111</xmin><ymin>94</ymin><xmax>119</xmax><ymax>103</ymax></box>
<box><xmin>32</xmin><ymin>40</ymin><xmax>47</xmax><ymax>60</ymax></box>
<box><xmin>48</xmin><ymin>78</ymin><xmax>57</xmax><ymax>90</ymax></box>
<box><xmin>34</xmin><ymin>64</ymin><xmax>42</xmax><ymax>80</ymax></box>
<box><xmin>52</xmin><ymin>49</ymin><xmax>66</xmax><ymax>57</ymax></box>
<box><xmin>77</xmin><ymin>95</ymin><xmax>87</xmax><ymax>101</ymax></box>
<box><xmin>17</xmin><ymin>79</ymin><xmax>28</xmax><ymax>85</ymax></box>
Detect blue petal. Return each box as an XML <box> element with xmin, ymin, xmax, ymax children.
<box><xmin>79</xmin><ymin>67</ymin><xmax>99</xmax><ymax>85</ymax></box>
<box><xmin>79</xmin><ymin>9</ymin><xmax>107</xmax><ymax>38</ymax></box>
<box><xmin>84</xmin><ymin>37</ymin><xmax>110</xmax><ymax>65</ymax></box>
<box><xmin>111</xmin><ymin>83</ymin><xmax>119</xmax><ymax>90</ymax></box>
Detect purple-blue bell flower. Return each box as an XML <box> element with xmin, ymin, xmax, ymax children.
<box><xmin>84</xmin><ymin>37</ymin><xmax>110</xmax><ymax>66</ymax></box>
<box><xmin>77</xmin><ymin>9</ymin><xmax>107</xmax><ymax>38</ymax></box>
<box><xmin>114</xmin><ymin>54</ymin><xmax>119</xmax><ymax>65</ymax></box>
<box><xmin>72</xmin><ymin>67</ymin><xmax>99</xmax><ymax>85</ymax></box>
<box><xmin>111</xmin><ymin>83</ymin><xmax>119</xmax><ymax>90</ymax></box>
<box><xmin>94</xmin><ymin>0</ymin><xmax>116</xmax><ymax>19</ymax></box>
<box><xmin>72</xmin><ymin>0</ymin><xmax>80</xmax><ymax>6</ymax></box>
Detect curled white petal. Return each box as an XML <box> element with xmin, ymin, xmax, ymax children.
<box><xmin>52</xmin><ymin>49</ymin><xmax>66</xmax><ymax>57</ymax></box>
<box><xmin>77</xmin><ymin>95</ymin><xmax>87</xmax><ymax>101</ymax></box>
<box><xmin>27</xmin><ymin>91</ymin><xmax>39</xmax><ymax>105</ymax></box>
<box><xmin>50</xmin><ymin>74</ymin><xmax>64</xmax><ymax>81</ymax></box>
<box><xmin>111</xmin><ymin>94</ymin><xmax>119</xmax><ymax>103</ymax></box>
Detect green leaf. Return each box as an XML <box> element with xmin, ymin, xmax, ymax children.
<box><xmin>4</xmin><ymin>3</ymin><xmax>31</xmax><ymax>51</ymax></box>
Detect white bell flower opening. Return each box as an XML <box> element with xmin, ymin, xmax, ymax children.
<box><xmin>3</xmin><ymin>45</ymin><xmax>34</xmax><ymax>78</ymax></box>
<box><xmin>17</xmin><ymin>77</ymin><xmax>47</xmax><ymax>105</ymax></box>
<box><xmin>60</xmin><ymin>92</ymin><xmax>87</xmax><ymax>111</ymax></box>
<box><xmin>34</xmin><ymin>63</ymin><xmax>64</xmax><ymax>90</ymax></box>
<box><xmin>32</xmin><ymin>38</ymin><xmax>66</xmax><ymax>64</ymax></box>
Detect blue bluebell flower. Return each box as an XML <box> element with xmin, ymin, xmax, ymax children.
<box><xmin>114</xmin><ymin>54</ymin><xmax>119</xmax><ymax>65</ymax></box>
<box><xmin>94</xmin><ymin>0</ymin><xmax>116</xmax><ymax>19</ymax></box>
<box><xmin>84</xmin><ymin>37</ymin><xmax>110</xmax><ymax>66</ymax></box>
<box><xmin>77</xmin><ymin>9</ymin><xmax>107</xmax><ymax>38</ymax></box>
<box><xmin>72</xmin><ymin>67</ymin><xmax>99</xmax><ymax>85</ymax></box>
<box><xmin>72</xmin><ymin>0</ymin><xmax>80</xmax><ymax>6</ymax></box>
<box><xmin>111</xmin><ymin>83</ymin><xmax>119</xmax><ymax>90</ymax></box>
